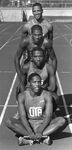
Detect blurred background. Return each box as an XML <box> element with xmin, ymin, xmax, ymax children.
<box><xmin>0</xmin><ymin>0</ymin><xmax>72</xmax><ymax>8</ymax></box>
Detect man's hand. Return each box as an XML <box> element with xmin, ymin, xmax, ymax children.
<box><xmin>35</xmin><ymin>133</ymin><xmax>42</xmax><ymax>140</ymax></box>
<box><xmin>29</xmin><ymin>133</ymin><xmax>36</xmax><ymax>140</ymax></box>
<box><xmin>28</xmin><ymin>133</ymin><xmax>42</xmax><ymax>140</ymax></box>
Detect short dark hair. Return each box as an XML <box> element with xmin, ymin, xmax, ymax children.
<box><xmin>31</xmin><ymin>24</ymin><xmax>42</xmax><ymax>34</ymax></box>
<box><xmin>32</xmin><ymin>2</ymin><xmax>42</xmax><ymax>11</ymax></box>
<box><xmin>28</xmin><ymin>73</ymin><xmax>41</xmax><ymax>82</ymax></box>
<box><xmin>32</xmin><ymin>46</ymin><xmax>45</xmax><ymax>57</ymax></box>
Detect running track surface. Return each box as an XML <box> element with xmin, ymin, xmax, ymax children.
<box><xmin>0</xmin><ymin>20</ymin><xmax>72</xmax><ymax>150</ymax></box>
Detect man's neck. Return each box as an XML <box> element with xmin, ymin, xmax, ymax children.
<box><xmin>34</xmin><ymin>17</ymin><xmax>43</xmax><ymax>24</ymax></box>
<box><xmin>32</xmin><ymin>38</ymin><xmax>43</xmax><ymax>47</ymax></box>
<box><xmin>29</xmin><ymin>88</ymin><xmax>41</xmax><ymax>97</ymax></box>
<box><xmin>33</xmin><ymin>62</ymin><xmax>45</xmax><ymax>70</ymax></box>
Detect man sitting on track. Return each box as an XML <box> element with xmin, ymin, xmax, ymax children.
<box><xmin>6</xmin><ymin>73</ymin><xmax>65</xmax><ymax>146</ymax></box>
<box><xmin>14</xmin><ymin>24</ymin><xmax>57</xmax><ymax>92</ymax></box>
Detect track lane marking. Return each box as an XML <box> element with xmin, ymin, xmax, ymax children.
<box><xmin>0</xmin><ymin>105</ymin><xmax>17</xmax><ymax>107</ymax></box>
<box><xmin>64</xmin><ymin>24</ymin><xmax>72</xmax><ymax>31</ymax></box>
<box><xmin>0</xmin><ymin>73</ymin><xmax>17</xmax><ymax>125</ymax></box>
<box><xmin>56</xmin><ymin>72</ymin><xmax>72</xmax><ymax>133</ymax></box>
<box><xmin>0</xmin><ymin>25</ymin><xmax>23</xmax><ymax>50</ymax></box>
<box><xmin>53</xmin><ymin>25</ymin><xmax>72</xmax><ymax>133</ymax></box>
<box><xmin>0</xmin><ymin>70</ymin><xmax>13</xmax><ymax>73</ymax></box>
<box><xmin>0</xmin><ymin>56</ymin><xmax>26</xmax><ymax>125</ymax></box>
<box><xmin>0</xmin><ymin>27</ymin><xmax>8</xmax><ymax>34</ymax></box>
<box><xmin>0</xmin><ymin>24</ymin><xmax>23</xmax><ymax>125</ymax></box>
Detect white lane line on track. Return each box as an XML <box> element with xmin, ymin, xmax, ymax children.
<box><xmin>61</xmin><ymin>71</ymin><xmax>72</xmax><ymax>74</ymax></box>
<box><xmin>56</xmin><ymin>72</ymin><xmax>72</xmax><ymax>133</ymax></box>
<box><xmin>62</xmin><ymin>34</ymin><xmax>72</xmax><ymax>48</ymax></box>
<box><xmin>0</xmin><ymin>25</ymin><xmax>23</xmax><ymax>50</ymax></box>
<box><xmin>11</xmin><ymin>37</ymin><xmax>20</xmax><ymax>42</ymax></box>
<box><xmin>0</xmin><ymin>73</ymin><xmax>17</xmax><ymax>125</ymax></box>
<box><xmin>0</xmin><ymin>58</ymin><xmax>23</xmax><ymax>125</ymax></box>
<box><xmin>0</xmin><ymin>105</ymin><xmax>17</xmax><ymax>107</ymax></box>
<box><xmin>0</xmin><ymin>70</ymin><xmax>13</xmax><ymax>73</ymax></box>
<box><xmin>64</xmin><ymin>24</ymin><xmax>72</xmax><ymax>47</ymax></box>
<box><xmin>64</xmin><ymin>24</ymin><xmax>72</xmax><ymax>31</ymax></box>
<box><xmin>54</xmin><ymin>24</ymin><xmax>72</xmax><ymax>133</ymax></box>
<box><xmin>0</xmin><ymin>27</ymin><xmax>8</xmax><ymax>34</ymax></box>
<box><xmin>0</xmin><ymin>24</ymin><xmax>23</xmax><ymax>125</ymax></box>
<box><xmin>62</xmin><ymin>35</ymin><xmax>69</xmax><ymax>42</ymax></box>
<box><xmin>0</xmin><ymin>104</ymin><xmax>72</xmax><ymax>108</ymax></box>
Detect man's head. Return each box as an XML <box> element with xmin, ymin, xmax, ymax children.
<box><xmin>28</xmin><ymin>73</ymin><xmax>41</xmax><ymax>94</ymax></box>
<box><xmin>31</xmin><ymin>25</ymin><xmax>43</xmax><ymax>44</ymax></box>
<box><xmin>32</xmin><ymin>3</ymin><xmax>43</xmax><ymax>21</ymax></box>
<box><xmin>32</xmin><ymin>47</ymin><xmax>45</xmax><ymax>67</ymax></box>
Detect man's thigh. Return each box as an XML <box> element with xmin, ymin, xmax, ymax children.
<box><xmin>50</xmin><ymin>117</ymin><xmax>62</xmax><ymax>125</ymax></box>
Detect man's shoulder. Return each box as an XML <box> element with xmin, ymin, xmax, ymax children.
<box><xmin>18</xmin><ymin>91</ymin><xmax>25</xmax><ymax>101</ymax></box>
<box><xmin>43</xmin><ymin>37</ymin><xmax>49</xmax><ymax>44</ymax></box>
<box><xmin>42</xmin><ymin>18</ymin><xmax>51</xmax><ymax>25</ymax></box>
<box><xmin>24</xmin><ymin>18</ymin><xmax>35</xmax><ymax>28</ymax></box>
<box><xmin>19</xmin><ymin>89</ymin><xmax>29</xmax><ymax>98</ymax></box>
<box><xmin>25</xmin><ymin>88</ymin><xmax>30</xmax><ymax>95</ymax></box>
<box><xmin>46</xmin><ymin>61</ymin><xmax>53</xmax><ymax>69</ymax></box>
<box><xmin>42</xmin><ymin>37</ymin><xmax>50</xmax><ymax>48</ymax></box>
<box><xmin>22</xmin><ymin>20</ymin><xmax>34</xmax><ymax>34</ymax></box>
<box><xmin>42</xmin><ymin>89</ymin><xmax>51</xmax><ymax>98</ymax></box>
<box><xmin>22</xmin><ymin>35</ymin><xmax>31</xmax><ymax>45</ymax></box>
<box><xmin>22</xmin><ymin>61</ymin><xmax>30</xmax><ymax>71</ymax></box>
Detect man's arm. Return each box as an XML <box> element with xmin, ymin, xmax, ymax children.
<box><xmin>14</xmin><ymin>38</ymin><xmax>28</xmax><ymax>88</ymax></box>
<box><xmin>18</xmin><ymin>92</ymin><xmax>34</xmax><ymax>135</ymax></box>
<box><xmin>46</xmin><ymin>22</ymin><xmax>57</xmax><ymax>73</ymax></box>
<box><xmin>22</xmin><ymin>22</ymin><xmax>31</xmax><ymax>37</ymax></box>
<box><xmin>48</xmin><ymin>47</ymin><xmax>57</xmax><ymax>73</ymax></box>
<box><xmin>36</xmin><ymin>91</ymin><xmax>53</xmax><ymax>134</ymax></box>
<box><xmin>47</xmin><ymin>64</ymin><xmax>56</xmax><ymax>92</ymax></box>
<box><xmin>44</xmin><ymin>22</ymin><xmax>53</xmax><ymax>45</ymax></box>
<box><xmin>44</xmin><ymin>38</ymin><xmax>57</xmax><ymax>73</ymax></box>
<box><xmin>48</xmin><ymin>23</ymin><xmax>53</xmax><ymax>42</ymax></box>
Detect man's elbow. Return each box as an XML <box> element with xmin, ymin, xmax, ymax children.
<box><xmin>14</xmin><ymin>54</ymin><xmax>20</xmax><ymax>74</ymax></box>
<box><xmin>14</xmin><ymin>54</ymin><xmax>18</xmax><ymax>69</ymax></box>
<box><xmin>53</xmin><ymin>58</ymin><xmax>57</xmax><ymax>73</ymax></box>
<box><xmin>55</xmin><ymin>58</ymin><xmax>57</xmax><ymax>71</ymax></box>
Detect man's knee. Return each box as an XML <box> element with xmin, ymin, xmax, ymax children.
<box><xmin>5</xmin><ymin>119</ymin><xmax>12</xmax><ymax>129</ymax></box>
<box><xmin>5</xmin><ymin>118</ymin><xmax>19</xmax><ymax>133</ymax></box>
<box><xmin>58</xmin><ymin>117</ymin><xmax>66</xmax><ymax>127</ymax></box>
<box><xmin>16</xmin><ymin>85</ymin><xmax>21</xmax><ymax>101</ymax></box>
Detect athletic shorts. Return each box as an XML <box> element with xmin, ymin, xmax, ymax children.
<box><xmin>10</xmin><ymin>116</ymin><xmax>43</xmax><ymax>134</ymax></box>
<box><xmin>29</xmin><ymin>119</ymin><xmax>43</xmax><ymax>133</ymax></box>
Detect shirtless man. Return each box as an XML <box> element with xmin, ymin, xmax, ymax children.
<box><xmin>14</xmin><ymin>24</ymin><xmax>57</xmax><ymax>91</ymax></box>
<box><xmin>6</xmin><ymin>73</ymin><xmax>65</xmax><ymax>146</ymax></box>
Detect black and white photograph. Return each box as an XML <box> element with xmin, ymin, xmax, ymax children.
<box><xmin>0</xmin><ymin>0</ymin><xmax>72</xmax><ymax>150</ymax></box>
